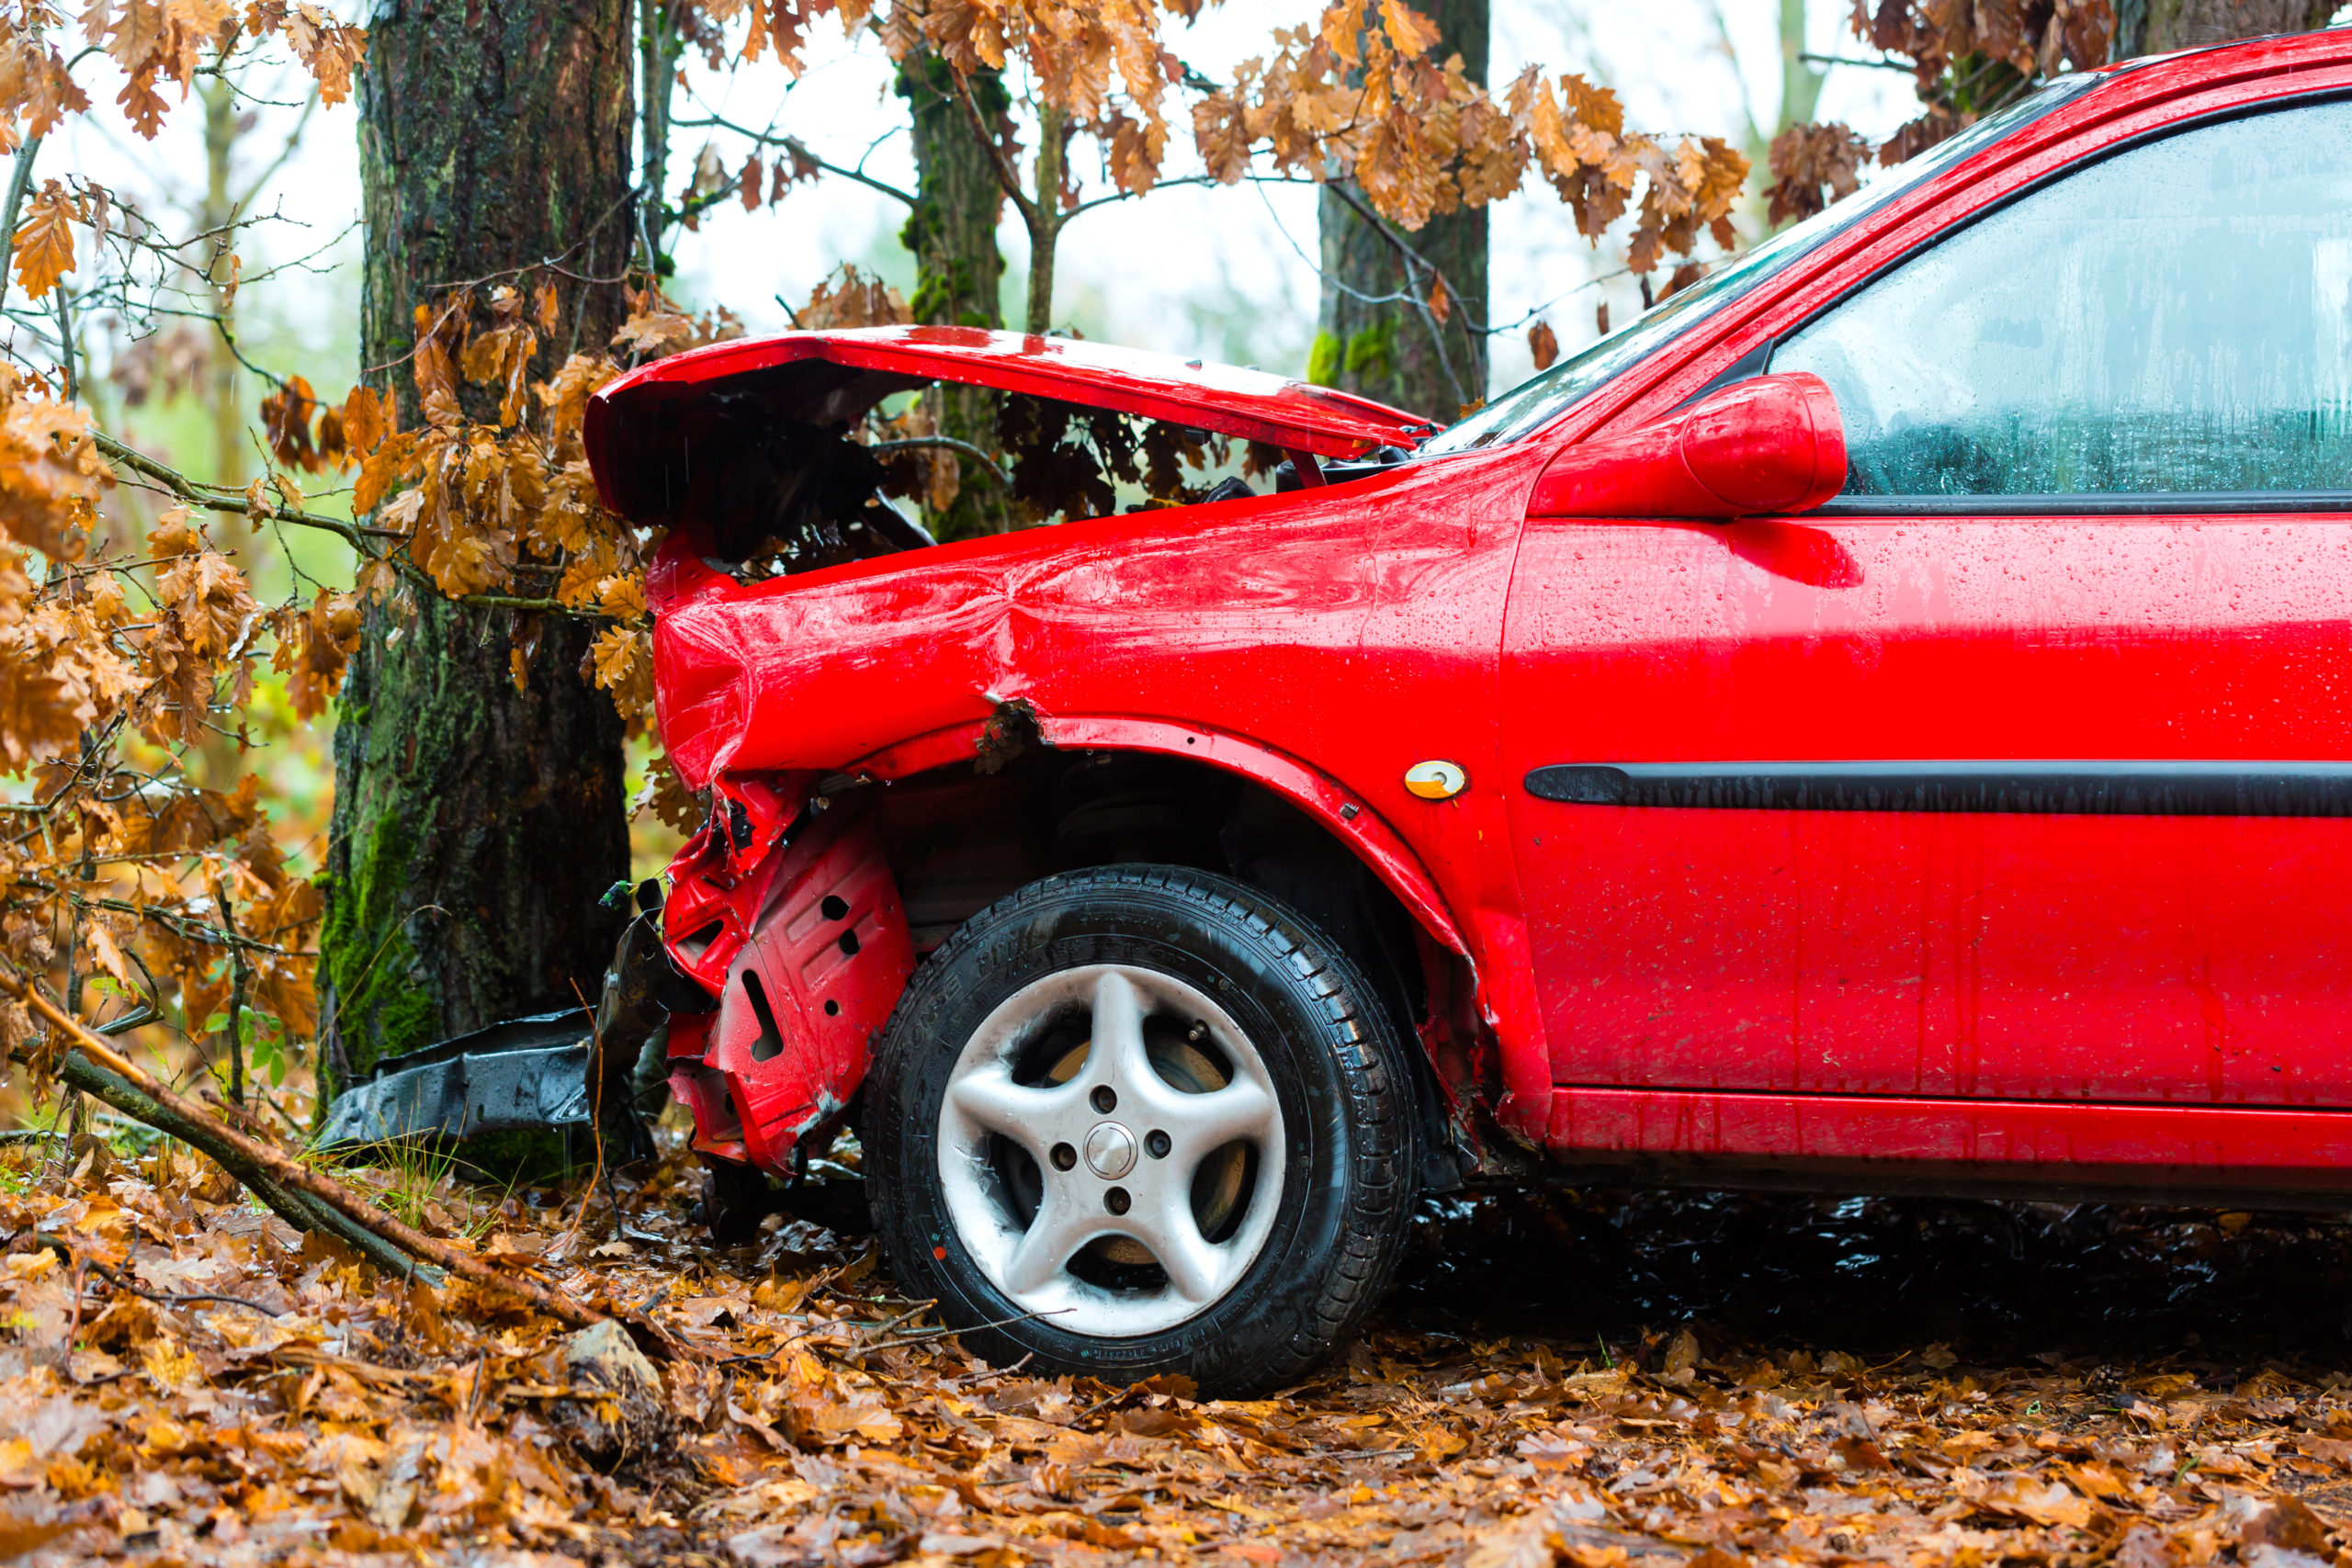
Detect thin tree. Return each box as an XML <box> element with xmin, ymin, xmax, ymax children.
<box><xmin>1311</xmin><ymin>0</ymin><xmax>1487</xmax><ymax>422</ymax></box>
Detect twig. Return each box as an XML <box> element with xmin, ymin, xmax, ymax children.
<box><xmin>29</xmin><ymin>1233</ymin><xmax>283</xmax><ymax>1318</ymax></box>
<box><xmin>90</xmin><ymin>432</ymin><xmax>582</xmax><ymax>615</ymax></box>
<box><xmin>673</xmin><ymin>115</ymin><xmax>919</xmax><ymax>208</ymax></box>
<box><xmin>51</xmin><ymin>280</ymin><xmax>74</xmax><ymax>402</ymax></box>
<box><xmin>92</xmin><ymin>430</ymin><xmax>368</xmax><ymax>551</ymax></box>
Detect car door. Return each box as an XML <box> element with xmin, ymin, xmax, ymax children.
<box><xmin>1503</xmin><ymin>95</ymin><xmax>2352</xmax><ymax>1108</ymax></box>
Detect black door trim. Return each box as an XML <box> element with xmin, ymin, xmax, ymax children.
<box><xmin>1524</xmin><ymin>761</ymin><xmax>2352</xmax><ymax>816</ymax></box>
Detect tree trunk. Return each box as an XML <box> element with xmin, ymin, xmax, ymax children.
<box><xmin>2117</xmin><ymin>0</ymin><xmax>2335</xmax><ymax>54</ymax></box>
<box><xmin>1309</xmin><ymin>0</ymin><xmax>1487</xmax><ymax>423</ymax></box>
<box><xmin>325</xmin><ymin>2</ymin><xmax>636</xmax><ymax>1094</ymax></box>
<box><xmin>898</xmin><ymin>50</ymin><xmax>1010</xmax><ymax>541</ymax></box>
<box><xmin>1779</xmin><ymin>0</ymin><xmax>1825</xmax><ymax>135</ymax></box>
<box><xmin>1023</xmin><ymin>102</ymin><xmax>1069</xmax><ymax>337</ymax></box>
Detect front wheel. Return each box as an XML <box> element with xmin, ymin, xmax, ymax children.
<box><xmin>866</xmin><ymin>865</ymin><xmax>1419</xmax><ymax>1393</ymax></box>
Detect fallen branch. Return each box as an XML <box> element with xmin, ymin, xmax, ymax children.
<box><xmin>0</xmin><ymin>968</ymin><xmax>601</xmax><ymax>1328</ymax></box>
<box><xmin>52</xmin><ymin>1047</ymin><xmax>429</xmax><ymax>1283</ymax></box>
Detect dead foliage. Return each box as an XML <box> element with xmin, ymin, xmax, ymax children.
<box><xmin>0</xmin><ymin>1123</ymin><xmax>2346</xmax><ymax>1567</ymax></box>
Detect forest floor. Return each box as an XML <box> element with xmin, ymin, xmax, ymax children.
<box><xmin>0</xmin><ymin>1126</ymin><xmax>2348</xmax><ymax>1568</ymax></box>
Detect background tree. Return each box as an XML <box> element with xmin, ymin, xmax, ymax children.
<box><xmin>322</xmin><ymin>2</ymin><xmax>639</xmax><ymax>1091</ymax></box>
<box><xmin>1310</xmin><ymin>0</ymin><xmax>1488</xmax><ymax>421</ymax></box>
<box><xmin>898</xmin><ymin>50</ymin><xmax>1012</xmax><ymax>541</ymax></box>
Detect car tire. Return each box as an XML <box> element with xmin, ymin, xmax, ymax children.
<box><xmin>867</xmin><ymin>864</ymin><xmax>1419</xmax><ymax>1393</ymax></box>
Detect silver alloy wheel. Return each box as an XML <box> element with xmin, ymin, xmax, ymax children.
<box><xmin>936</xmin><ymin>964</ymin><xmax>1288</xmax><ymax>1337</ymax></box>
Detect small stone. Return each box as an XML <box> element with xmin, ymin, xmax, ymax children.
<box><xmin>543</xmin><ymin>1319</ymin><xmax>667</xmax><ymax>1470</ymax></box>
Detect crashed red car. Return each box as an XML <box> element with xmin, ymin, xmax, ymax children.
<box><xmin>584</xmin><ymin>29</ymin><xmax>2352</xmax><ymax>1391</ymax></box>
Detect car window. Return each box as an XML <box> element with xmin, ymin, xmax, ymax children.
<box><xmin>1774</xmin><ymin>98</ymin><xmax>2352</xmax><ymax>498</ymax></box>
<box><xmin>1415</xmin><ymin>75</ymin><xmax>2097</xmax><ymax>458</ymax></box>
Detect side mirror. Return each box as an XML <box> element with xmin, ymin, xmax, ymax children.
<box><xmin>1528</xmin><ymin>371</ymin><xmax>1847</xmax><ymax>520</ymax></box>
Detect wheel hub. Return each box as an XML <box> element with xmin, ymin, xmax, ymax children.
<box><xmin>1083</xmin><ymin>1122</ymin><xmax>1137</xmax><ymax>1179</ymax></box>
<box><xmin>935</xmin><ymin>964</ymin><xmax>1288</xmax><ymax>1337</ymax></box>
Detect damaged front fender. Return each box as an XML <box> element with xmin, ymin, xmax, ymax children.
<box><xmin>662</xmin><ymin>787</ymin><xmax>914</xmax><ymax>1173</ymax></box>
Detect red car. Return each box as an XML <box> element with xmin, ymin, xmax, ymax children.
<box><xmin>584</xmin><ymin>29</ymin><xmax>2352</xmax><ymax>1391</ymax></box>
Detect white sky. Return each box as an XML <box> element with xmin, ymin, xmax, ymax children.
<box><xmin>35</xmin><ymin>0</ymin><xmax>1918</xmax><ymax>412</ymax></box>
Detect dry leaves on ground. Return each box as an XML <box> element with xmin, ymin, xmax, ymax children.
<box><xmin>0</xmin><ymin>1129</ymin><xmax>2346</xmax><ymax>1568</ymax></box>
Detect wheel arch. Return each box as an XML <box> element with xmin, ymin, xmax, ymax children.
<box><xmin>848</xmin><ymin>715</ymin><xmax>1487</xmax><ymax>1189</ymax></box>
<box><xmin>852</xmin><ymin>714</ymin><xmax>1472</xmax><ymax>960</ymax></box>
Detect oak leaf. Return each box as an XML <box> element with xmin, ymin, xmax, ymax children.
<box><xmin>12</xmin><ymin>183</ymin><xmax>79</xmax><ymax>300</ymax></box>
<box><xmin>339</xmin><ymin>384</ymin><xmax>388</xmax><ymax>457</ymax></box>
<box><xmin>588</xmin><ymin>625</ymin><xmax>653</xmax><ymax>718</ymax></box>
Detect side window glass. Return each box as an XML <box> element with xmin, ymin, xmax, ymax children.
<box><xmin>1774</xmin><ymin>99</ymin><xmax>2352</xmax><ymax>497</ymax></box>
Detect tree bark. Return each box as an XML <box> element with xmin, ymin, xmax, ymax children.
<box><xmin>2117</xmin><ymin>0</ymin><xmax>2335</xmax><ymax>54</ymax></box>
<box><xmin>1309</xmin><ymin>0</ymin><xmax>1487</xmax><ymax>423</ymax></box>
<box><xmin>326</xmin><ymin>2</ymin><xmax>635</xmax><ymax>1094</ymax></box>
<box><xmin>898</xmin><ymin>50</ymin><xmax>1010</xmax><ymax>541</ymax></box>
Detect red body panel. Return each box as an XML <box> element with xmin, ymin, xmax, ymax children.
<box><xmin>1505</xmin><ymin>516</ymin><xmax>2352</xmax><ymax>1109</ymax></box>
<box><xmin>603</xmin><ymin>29</ymin><xmax>2352</xmax><ymax>1195</ymax></box>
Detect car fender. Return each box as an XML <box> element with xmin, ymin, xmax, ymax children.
<box><xmin>865</xmin><ymin>706</ymin><xmax>1497</xmax><ymax>1102</ymax></box>
<box><xmin>662</xmin><ymin>713</ymin><xmax>1487</xmax><ymax>1174</ymax></box>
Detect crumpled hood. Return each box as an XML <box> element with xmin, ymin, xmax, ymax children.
<box><xmin>586</xmin><ymin>326</ymin><xmax>1429</xmax><ymax>528</ymax></box>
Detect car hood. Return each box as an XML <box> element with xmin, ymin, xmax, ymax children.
<box><xmin>583</xmin><ymin>325</ymin><xmax>1429</xmax><ymax>527</ymax></box>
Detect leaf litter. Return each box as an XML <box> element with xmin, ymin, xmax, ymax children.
<box><xmin>0</xmin><ymin>1132</ymin><xmax>2346</xmax><ymax>1568</ymax></box>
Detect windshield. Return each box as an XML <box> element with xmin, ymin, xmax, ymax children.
<box><xmin>1419</xmin><ymin>73</ymin><xmax>2101</xmax><ymax>457</ymax></box>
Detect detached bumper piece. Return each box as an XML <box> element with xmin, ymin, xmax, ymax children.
<box><xmin>316</xmin><ymin>1009</ymin><xmax>623</xmax><ymax>1156</ymax></box>
<box><xmin>663</xmin><ymin>795</ymin><xmax>914</xmax><ymax>1174</ymax></box>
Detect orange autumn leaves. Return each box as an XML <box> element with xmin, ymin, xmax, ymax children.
<box><xmin>0</xmin><ymin>3</ymin><xmax>363</xmax><ymax>150</ymax></box>
<box><xmin>0</xmin><ymin>362</ymin><xmax>336</xmax><ymax>1055</ymax></box>
<box><xmin>684</xmin><ymin>0</ymin><xmax>1747</xmax><ymax>270</ymax></box>
<box><xmin>246</xmin><ymin>277</ymin><xmax>720</xmax><ymax>727</ymax></box>
<box><xmin>1195</xmin><ymin>6</ymin><xmax>1744</xmax><ymax>265</ymax></box>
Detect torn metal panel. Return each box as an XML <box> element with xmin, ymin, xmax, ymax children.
<box><xmin>665</xmin><ymin>793</ymin><xmax>915</xmax><ymax>1172</ymax></box>
<box><xmin>315</xmin><ymin>1010</ymin><xmax>593</xmax><ymax>1149</ymax></box>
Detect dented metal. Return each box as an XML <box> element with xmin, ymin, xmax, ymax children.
<box><xmin>315</xmin><ymin>1010</ymin><xmax>595</xmax><ymax>1150</ymax></box>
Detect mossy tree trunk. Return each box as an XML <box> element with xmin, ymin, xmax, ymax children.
<box><xmin>897</xmin><ymin>49</ymin><xmax>1010</xmax><ymax>541</ymax></box>
<box><xmin>1309</xmin><ymin>0</ymin><xmax>1487</xmax><ymax>423</ymax></box>
<box><xmin>323</xmin><ymin>0</ymin><xmax>636</xmax><ymax>1095</ymax></box>
<box><xmin>2116</xmin><ymin>0</ymin><xmax>2334</xmax><ymax>54</ymax></box>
